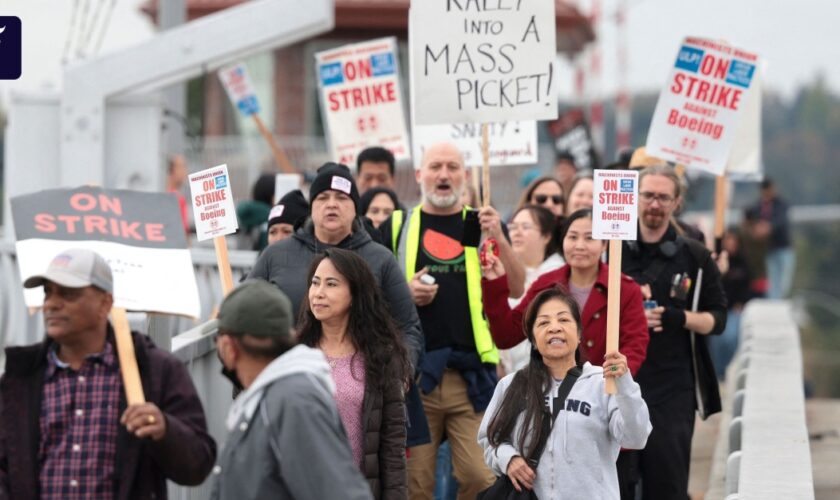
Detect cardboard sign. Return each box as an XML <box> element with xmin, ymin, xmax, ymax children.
<box><xmin>592</xmin><ymin>169</ymin><xmax>638</xmax><ymax>240</ymax></box>
<box><xmin>316</xmin><ymin>38</ymin><xmax>411</xmax><ymax>165</ymax></box>
<box><xmin>726</xmin><ymin>68</ymin><xmax>763</xmax><ymax>180</ymax></box>
<box><xmin>646</xmin><ymin>37</ymin><xmax>760</xmax><ymax>176</ymax></box>
<box><xmin>188</xmin><ymin>164</ymin><xmax>238</xmax><ymax>241</ymax></box>
<box><xmin>410</xmin><ymin>2</ymin><xmax>559</xmax><ymax>125</ymax></box>
<box><xmin>274</xmin><ymin>174</ymin><xmax>302</xmax><ymax>204</ymax></box>
<box><xmin>548</xmin><ymin>108</ymin><xmax>600</xmax><ymax>171</ymax></box>
<box><xmin>11</xmin><ymin>187</ymin><xmax>201</xmax><ymax>317</ymax></box>
<box><xmin>218</xmin><ymin>62</ymin><xmax>260</xmax><ymax>117</ymax></box>
<box><xmin>413</xmin><ymin>121</ymin><xmax>537</xmax><ymax>167</ymax></box>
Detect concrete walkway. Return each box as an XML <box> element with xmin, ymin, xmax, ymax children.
<box><xmin>691</xmin><ymin>398</ymin><xmax>840</xmax><ymax>500</ymax></box>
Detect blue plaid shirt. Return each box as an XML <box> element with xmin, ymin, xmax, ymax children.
<box><xmin>38</xmin><ymin>341</ymin><xmax>121</xmax><ymax>499</ymax></box>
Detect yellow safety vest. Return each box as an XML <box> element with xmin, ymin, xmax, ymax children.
<box><xmin>390</xmin><ymin>205</ymin><xmax>499</xmax><ymax>364</ymax></box>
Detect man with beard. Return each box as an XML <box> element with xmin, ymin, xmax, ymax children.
<box><xmin>617</xmin><ymin>164</ymin><xmax>727</xmax><ymax>499</ymax></box>
<box><xmin>379</xmin><ymin>142</ymin><xmax>504</xmax><ymax>500</ymax></box>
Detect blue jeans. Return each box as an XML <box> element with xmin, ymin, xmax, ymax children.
<box><xmin>709</xmin><ymin>310</ymin><xmax>741</xmax><ymax>380</ymax></box>
<box><xmin>766</xmin><ymin>247</ymin><xmax>795</xmax><ymax>299</ymax></box>
<box><xmin>434</xmin><ymin>441</ymin><xmax>459</xmax><ymax>500</ymax></box>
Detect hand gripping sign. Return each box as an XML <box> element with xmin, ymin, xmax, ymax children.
<box><xmin>646</xmin><ymin>37</ymin><xmax>761</xmax><ymax>177</ymax></box>
<box><xmin>592</xmin><ymin>169</ymin><xmax>639</xmax><ymax>394</ymax></box>
<box><xmin>12</xmin><ymin>186</ymin><xmax>203</xmax><ymax>404</ymax></box>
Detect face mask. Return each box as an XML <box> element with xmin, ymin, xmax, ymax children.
<box><xmin>217</xmin><ymin>348</ymin><xmax>244</xmax><ymax>392</ymax></box>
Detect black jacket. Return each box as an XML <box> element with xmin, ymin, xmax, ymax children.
<box><xmin>0</xmin><ymin>329</ymin><xmax>216</xmax><ymax>499</ymax></box>
<box><xmin>622</xmin><ymin>224</ymin><xmax>727</xmax><ymax>419</ymax></box>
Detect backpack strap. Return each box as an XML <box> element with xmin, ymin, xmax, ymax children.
<box><xmin>528</xmin><ymin>365</ymin><xmax>582</xmax><ymax>466</ymax></box>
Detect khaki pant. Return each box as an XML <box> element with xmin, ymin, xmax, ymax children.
<box><xmin>407</xmin><ymin>369</ymin><xmax>495</xmax><ymax>500</ymax></box>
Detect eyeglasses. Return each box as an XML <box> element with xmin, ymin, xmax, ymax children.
<box><xmin>507</xmin><ymin>222</ymin><xmax>537</xmax><ymax>232</ymax></box>
<box><xmin>533</xmin><ymin>194</ymin><xmax>564</xmax><ymax>205</ymax></box>
<box><xmin>639</xmin><ymin>191</ymin><xmax>676</xmax><ymax>206</ymax></box>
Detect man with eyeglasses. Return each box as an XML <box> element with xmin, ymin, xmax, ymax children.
<box><xmin>617</xmin><ymin>164</ymin><xmax>727</xmax><ymax>500</ymax></box>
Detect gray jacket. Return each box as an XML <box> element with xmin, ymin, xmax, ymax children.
<box><xmin>479</xmin><ymin>363</ymin><xmax>651</xmax><ymax>500</ymax></box>
<box><xmin>210</xmin><ymin>345</ymin><xmax>372</xmax><ymax>500</ymax></box>
<box><xmin>248</xmin><ymin>218</ymin><xmax>423</xmax><ymax>368</ymax></box>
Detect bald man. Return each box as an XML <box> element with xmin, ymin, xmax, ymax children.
<box><xmin>380</xmin><ymin>142</ymin><xmax>508</xmax><ymax>499</ymax></box>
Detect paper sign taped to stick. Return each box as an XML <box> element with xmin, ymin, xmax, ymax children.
<box><xmin>11</xmin><ymin>187</ymin><xmax>201</xmax><ymax>317</ymax></box>
<box><xmin>593</xmin><ymin>169</ymin><xmax>638</xmax><ymax>240</ymax></box>
<box><xmin>316</xmin><ymin>38</ymin><xmax>411</xmax><ymax>165</ymax></box>
<box><xmin>646</xmin><ymin>37</ymin><xmax>760</xmax><ymax>176</ymax></box>
<box><xmin>413</xmin><ymin>121</ymin><xmax>537</xmax><ymax>167</ymax></box>
<box><xmin>219</xmin><ymin>62</ymin><xmax>260</xmax><ymax>117</ymax></box>
<box><xmin>189</xmin><ymin>164</ymin><xmax>238</xmax><ymax>241</ymax></box>
<box><xmin>410</xmin><ymin>2</ymin><xmax>559</xmax><ymax>125</ymax></box>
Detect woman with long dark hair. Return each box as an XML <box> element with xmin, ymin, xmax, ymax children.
<box><xmin>478</xmin><ymin>287</ymin><xmax>651</xmax><ymax>498</ymax></box>
<box><xmin>482</xmin><ymin>209</ymin><xmax>649</xmax><ymax>376</ymax></box>
<box><xmin>298</xmin><ymin>248</ymin><xmax>410</xmax><ymax>499</ymax></box>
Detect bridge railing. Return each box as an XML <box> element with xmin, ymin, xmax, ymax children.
<box><xmin>167</xmin><ymin>319</ymin><xmax>228</xmax><ymax>499</ymax></box>
<box><xmin>707</xmin><ymin>300</ymin><xmax>814</xmax><ymax>499</ymax></box>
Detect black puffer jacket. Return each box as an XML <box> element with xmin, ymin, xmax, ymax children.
<box><xmin>362</xmin><ymin>373</ymin><xmax>407</xmax><ymax>500</ymax></box>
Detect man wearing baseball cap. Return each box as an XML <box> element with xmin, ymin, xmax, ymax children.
<box><xmin>0</xmin><ymin>248</ymin><xmax>216</xmax><ymax>499</ymax></box>
<box><xmin>210</xmin><ymin>280</ymin><xmax>371</xmax><ymax>500</ymax></box>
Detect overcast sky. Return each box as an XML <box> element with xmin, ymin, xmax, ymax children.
<box><xmin>0</xmin><ymin>0</ymin><xmax>836</xmax><ymax>105</ymax></box>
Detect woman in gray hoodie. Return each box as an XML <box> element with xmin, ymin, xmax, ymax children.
<box><xmin>478</xmin><ymin>287</ymin><xmax>651</xmax><ymax>499</ymax></box>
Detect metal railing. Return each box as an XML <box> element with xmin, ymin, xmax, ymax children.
<box><xmin>167</xmin><ymin>319</ymin><xmax>228</xmax><ymax>499</ymax></box>
<box><xmin>707</xmin><ymin>300</ymin><xmax>814</xmax><ymax>499</ymax></box>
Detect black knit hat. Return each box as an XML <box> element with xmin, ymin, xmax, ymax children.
<box><xmin>267</xmin><ymin>189</ymin><xmax>309</xmax><ymax>229</ymax></box>
<box><xmin>309</xmin><ymin>162</ymin><xmax>360</xmax><ymax>212</ymax></box>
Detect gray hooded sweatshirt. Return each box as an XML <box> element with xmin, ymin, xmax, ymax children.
<box><xmin>210</xmin><ymin>345</ymin><xmax>372</xmax><ymax>500</ymax></box>
<box><xmin>248</xmin><ymin>218</ymin><xmax>423</xmax><ymax>369</ymax></box>
<box><xmin>478</xmin><ymin>362</ymin><xmax>652</xmax><ymax>500</ymax></box>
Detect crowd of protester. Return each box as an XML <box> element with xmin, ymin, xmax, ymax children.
<box><xmin>0</xmin><ymin>142</ymin><xmax>793</xmax><ymax>500</ymax></box>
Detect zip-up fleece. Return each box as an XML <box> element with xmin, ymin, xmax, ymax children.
<box><xmin>478</xmin><ymin>362</ymin><xmax>651</xmax><ymax>500</ymax></box>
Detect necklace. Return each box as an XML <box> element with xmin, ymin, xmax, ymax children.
<box><xmin>325</xmin><ymin>351</ymin><xmax>354</xmax><ymax>368</ymax></box>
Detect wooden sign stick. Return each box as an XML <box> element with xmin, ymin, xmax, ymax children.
<box><xmin>605</xmin><ymin>239</ymin><xmax>622</xmax><ymax>395</ymax></box>
<box><xmin>252</xmin><ymin>114</ymin><xmax>297</xmax><ymax>175</ymax></box>
<box><xmin>714</xmin><ymin>175</ymin><xmax>727</xmax><ymax>255</ymax></box>
<box><xmin>111</xmin><ymin>307</ymin><xmax>145</xmax><ymax>405</ymax></box>
<box><xmin>214</xmin><ymin>236</ymin><xmax>235</xmax><ymax>297</ymax></box>
<box><xmin>481</xmin><ymin>123</ymin><xmax>491</xmax><ymax>207</ymax></box>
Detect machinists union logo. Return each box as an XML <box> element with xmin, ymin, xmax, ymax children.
<box><xmin>0</xmin><ymin>17</ymin><xmax>22</xmax><ymax>80</ymax></box>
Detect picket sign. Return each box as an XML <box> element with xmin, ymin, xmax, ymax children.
<box><xmin>646</xmin><ymin>37</ymin><xmax>762</xmax><ymax>253</ymax></box>
<box><xmin>11</xmin><ymin>186</ymin><xmax>205</xmax><ymax>405</ymax></box>
<box><xmin>188</xmin><ymin>165</ymin><xmax>238</xmax><ymax>297</ymax></box>
<box><xmin>315</xmin><ymin>38</ymin><xmax>411</xmax><ymax>166</ymax></box>
<box><xmin>592</xmin><ymin>169</ymin><xmax>639</xmax><ymax>394</ymax></box>
<box><xmin>218</xmin><ymin>63</ymin><xmax>297</xmax><ymax>174</ymax></box>
<box><xmin>409</xmin><ymin>1</ymin><xmax>558</xmax><ymax>207</ymax></box>
<box><xmin>646</xmin><ymin>37</ymin><xmax>761</xmax><ymax>177</ymax></box>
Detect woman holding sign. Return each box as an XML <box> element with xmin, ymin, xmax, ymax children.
<box><xmin>478</xmin><ymin>286</ymin><xmax>651</xmax><ymax>498</ymax></box>
<box><xmin>481</xmin><ymin>209</ymin><xmax>649</xmax><ymax>376</ymax></box>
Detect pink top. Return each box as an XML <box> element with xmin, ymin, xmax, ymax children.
<box><xmin>326</xmin><ymin>353</ymin><xmax>366</xmax><ymax>469</ymax></box>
